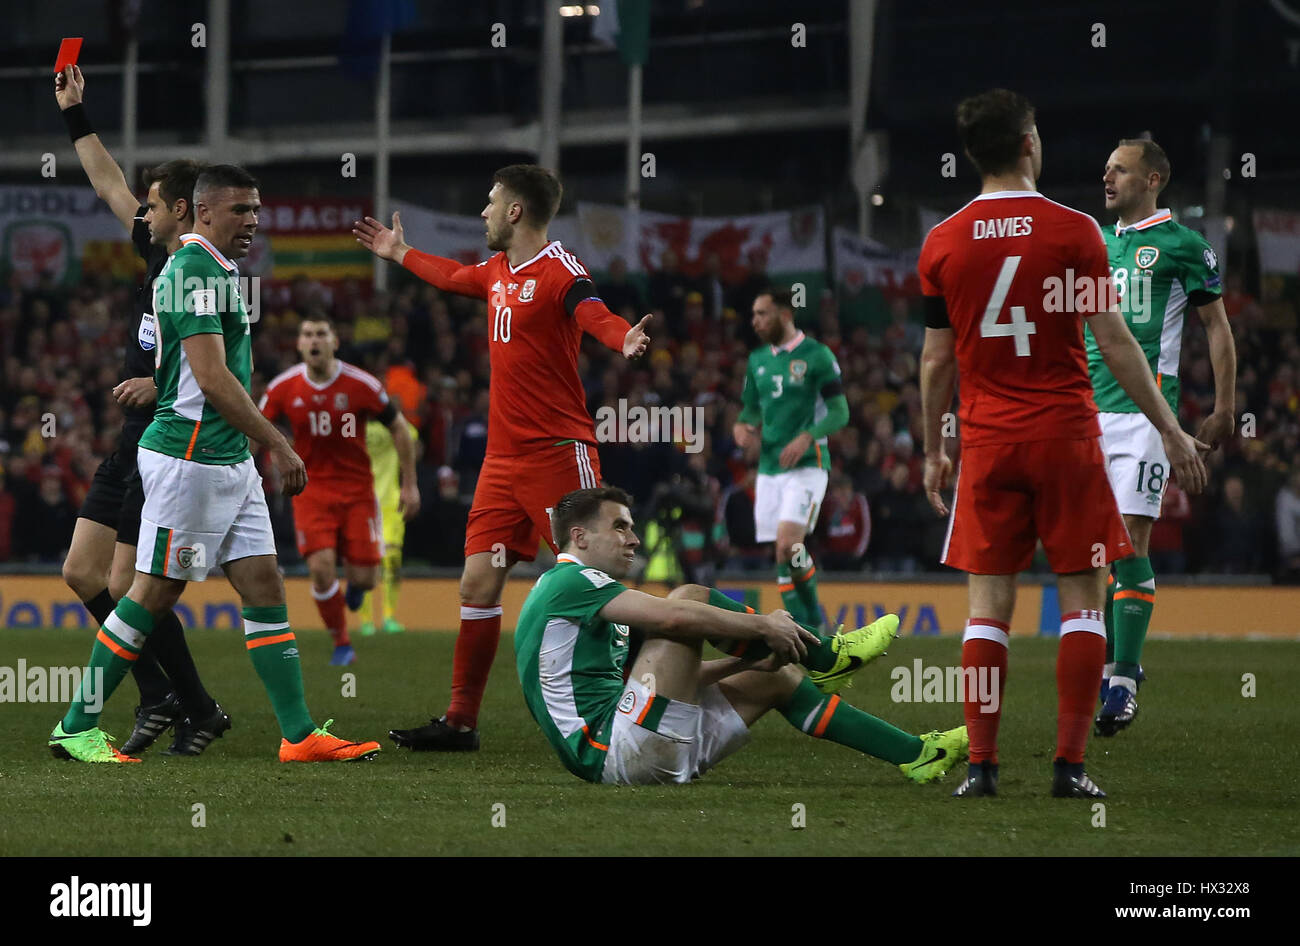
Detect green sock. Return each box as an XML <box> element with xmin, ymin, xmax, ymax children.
<box><xmin>243</xmin><ymin>605</ymin><xmax>315</xmax><ymax>742</ymax></box>
<box><xmin>704</xmin><ymin>589</ymin><xmax>837</xmax><ymax>672</ymax></box>
<box><xmin>1104</xmin><ymin>573</ymin><xmax>1116</xmax><ymax>664</ymax></box>
<box><xmin>780</xmin><ymin>677</ymin><xmax>922</xmax><ymax>764</ymax></box>
<box><xmin>63</xmin><ymin>596</ymin><xmax>154</xmax><ymax>734</ymax></box>
<box><xmin>1113</xmin><ymin>556</ymin><xmax>1155</xmax><ymax>678</ymax></box>
<box><xmin>790</xmin><ymin>556</ymin><xmax>824</xmax><ymax>631</ymax></box>
<box><xmin>777</xmin><ymin>568</ymin><xmax>811</xmax><ymax>628</ymax></box>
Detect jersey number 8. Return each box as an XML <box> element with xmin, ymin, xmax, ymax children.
<box><xmin>980</xmin><ymin>256</ymin><xmax>1038</xmax><ymax>357</ymax></box>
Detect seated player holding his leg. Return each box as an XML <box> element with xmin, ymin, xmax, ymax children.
<box><xmin>513</xmin><ymin>487</ymin><xmax>967</xmax><ymax>786</ymax></box>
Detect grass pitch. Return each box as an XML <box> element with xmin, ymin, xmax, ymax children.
<box><xmin>1</xmin><ymin>627</ymin><xmax>1296</xmax><ymax>856</ymax></box>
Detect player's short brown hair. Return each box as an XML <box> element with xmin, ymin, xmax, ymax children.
<box><xmin>194</xmin><ymin>164</ymin><xmax>260</xmax><ymax>203</ymax></box>
<box><xmin>1117</xmin><ymin>137</ymin><xmax>1172</xmax><ymax>192</ymax></box>
<box><xmin>492</xmin><ymin>164</ymin><xmax>563</xmax><ymax>228</ymax></box>
<box><xmin>141</xmin><ymin>159</ymin><xmax>205</xmax><ymax>215</ymax></box>
<box><xmin>551</xmin><ymin>486</ymin><xmax>634</xmax><ymax>551</ymax></box>
<box><xmin>956</xmin><ymin>88</ymin><xmax>1036</xmax><ymax>177</ymax></box>
<box><xmin>299</xmin><ymin>314</ymin><xmax>336</xmax><ymax>333</ymax></box>
<box><xmin>757</xmin><ymin>286</ymin><xmax>795</xmax><ymax>313</ymax></box>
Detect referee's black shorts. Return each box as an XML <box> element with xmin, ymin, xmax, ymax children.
<box><xmin>78</xmin><ymin>438</ymin><xmax>146</xmax><ymax>547</ymax></box>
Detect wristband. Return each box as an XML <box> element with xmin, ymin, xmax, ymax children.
<box><xmin>62</xmin><ymin>104</ymin><xmax>94</xmax><ymax>144</ymax></box>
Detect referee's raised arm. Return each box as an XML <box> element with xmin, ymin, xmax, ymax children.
<box><xmin>54</xmin><ymin>64</ymin><xmax>139</xmax><ymax>235</ymax></box>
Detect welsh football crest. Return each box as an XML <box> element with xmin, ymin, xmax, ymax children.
<box><xmin>1134</xmin><ymin>246</ymin><xmax>1160</xmax><ymax>269</ymax></box>
<box><xmin>520</xmin><ymin>278</ymin><xmax>537</xmax><ymax>302</ymax></box>
<box><xmin>334</xmin><ymin>392</ymin><xmax>349</xmax><ymax>410</ymax></box>
<box><xmin>789</xmin><ymin>359</ymin><xmax>808</xmax><ymax>383</ymax></box>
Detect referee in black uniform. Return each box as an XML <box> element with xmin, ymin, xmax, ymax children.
<box><xmin>55</xmin><ymin>64</ymin><xmax>228</xmax><ymax>756</ymax></box>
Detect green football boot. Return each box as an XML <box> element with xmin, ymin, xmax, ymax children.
<box><xmin>49</xmin><ymin>722</ymin><xmax>142</xmax><ymax>763</ymax></box>
<box><xmin>807</xmin><ymin>614</ymin><xmax>899</xmax><ymax>694</ymax></box>
<box><xmin>900</xmin><ymin>726</ymin><xmax>969</xmax><ymax>784</ymax></box>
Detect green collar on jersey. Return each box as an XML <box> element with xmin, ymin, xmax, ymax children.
<box><xmin>1114</xmin><ymin>208</ymin><xmax>1173</xmax><ymax>236</ymax></box>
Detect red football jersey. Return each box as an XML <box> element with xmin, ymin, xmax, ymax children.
<box><xmin>412</xmin><ymin>241</ymin><xmax>602</xmax><ymax>457</ymax></box>
<box><xmin>259</xmin><ymin>361</ymin><xmax>389</xmax><ymax>500</ymax></box>
<box><xmin>918</xmin><ymin>191</ymin><xmax>1111</xmax><ymax>445</ymax></box>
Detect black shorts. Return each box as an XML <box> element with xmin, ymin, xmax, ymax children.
<box><xmin>78</xmin><ymin>438</ymin><xmax>146</xmax><ymax>547</ymax></box>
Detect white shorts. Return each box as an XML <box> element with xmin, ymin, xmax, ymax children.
<box><xmin>754</xmin><ymin>467</ymin><xmax>829</xmax><ymax>543</ymax></box>
<box><xmin>1099</xmin><ymin>412</ymin><xmax>1169</xmax><ymax>520</ymax></box>
<box><xmin>600</xmin><ymin>677</ymin><xmax>751</xmax><ymax>785</ymax></box>
<box><xmin>135</xmin><ymin>447</ymin><xmax>277</xmax><ymax>581</ymax></box>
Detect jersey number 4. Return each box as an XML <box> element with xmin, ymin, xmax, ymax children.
<box><xmin>980</xmin><ymin>256</ymin><xmax>1037</xmax><ymax>357</ymax></box>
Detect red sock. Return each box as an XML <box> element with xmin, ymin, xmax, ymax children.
<box><xmin>1056</xmin><ymin>610</ymin><xmax>1106</xmax><ymax>764</ymax></box>
<box><xmin>962</xmin><ymin>619</ymin><xmax>1009</xmax><ymax>764</ymax></box>
<box><xmin>446</xmin><ymin>604</ymin><xmax>503</xmax><ymax>729</ymax></box>
<box><xmin>312</xmin><ymin>580</ymin><xmax>349</xmax><ymax>646</ymax></box>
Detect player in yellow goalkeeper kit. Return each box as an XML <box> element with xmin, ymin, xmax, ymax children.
<box><xmin>360</xmin><ymin>416</ymin><xmax>419</xmax><ymax>635</ymax></box>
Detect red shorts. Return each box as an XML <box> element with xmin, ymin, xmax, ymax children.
<box><xmin>941</xmin><ymin>437</ymin><xmax>1132</xmax><ymax>574</ymax></box>
<box><xmin>465</xmin><ymin>442</ymin><xmax>602</xmax><ymax>561</ymax></box>
<box><xmin>293</xmin><ymin>490</ymin><xmax>383</xmax><ymax>565</ymax></box>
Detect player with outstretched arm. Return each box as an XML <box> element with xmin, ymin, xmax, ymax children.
<box><xmin>353</xmin><ymin>165</ymin><xmax>649</xmax><ymax>751</ymax></box>
<box><xmin>53</xmin><ymin>63</ymin><xmax>227</xmax><ymax>757</ymax></box>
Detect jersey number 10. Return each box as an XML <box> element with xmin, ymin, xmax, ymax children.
<box><xmin>980</xmin><ymin>256</ymin><xmax>1038</xmax><ymax>357</ymax></box>
<box><xmin>492</xmin><ymin>305</ymin><xmax>512</xmax><ymax>343</ymax></box>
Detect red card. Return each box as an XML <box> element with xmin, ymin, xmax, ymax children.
<box><xmin>54</xmin><ymin>38</ymin><xmax>83</xmax><ymax>75</ymax></box>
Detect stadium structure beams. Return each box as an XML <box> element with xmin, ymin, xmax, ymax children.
<box><xmin>0</xmin><ymin>103</ymin><xmax>848</xmax><ymax>171</ymax></box>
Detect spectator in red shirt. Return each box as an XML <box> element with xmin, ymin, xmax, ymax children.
<box><xmin>1148</xmin><ymin>480</ymin><xmax>1192</xmax><ymax>574</ymax></box>
<box><xmin>818</xmin><ymin>472</ymin><xmax>871</xmax><ymax>570</ymax></box>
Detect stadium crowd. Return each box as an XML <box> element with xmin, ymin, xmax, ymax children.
<box><xmin>2</xmin><ymin>253</ymin><xmax>1298</xmax><ymax>582</ymax></box>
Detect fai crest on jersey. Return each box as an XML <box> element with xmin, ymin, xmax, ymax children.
<box><xmin>334</xmin><ymin>393</ymin><xmax>349</xmax><ymax>410</ymax></box>
<box><xmin>789</xmin><ymin>359</ymin><xmax>807</xmax><ymax>383</ymax></box>
<box><xmin>1203</xmin><ymin>247</ymin><xmax>1218</xmax><ymax>271</ymax></box>
<box><xmin>520</xmin><ymin>278</ymin><xmax>537</xmax><ymax>302</ymax></box>
<box><xmin>1134</xmin><ymin>246</ymin><xmax>1160</xmax><ymax>269</ymax></box>
<box><xmin>176</xmin><ymin>546</ymin><xmax>201</xmax><ymax>569</ymax></box>
<box><xmin>618</xmin><ymin>691</ymin><xmax>636</xmax><ymax>714</ymax></box>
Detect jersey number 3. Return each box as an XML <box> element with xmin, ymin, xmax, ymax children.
<box><xmin>980</xmin><ymin>256</ymin><xmax>1037</xmax><ymax>357</ymax></box>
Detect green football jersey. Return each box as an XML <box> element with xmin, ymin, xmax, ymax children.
<box><xmin>139</xmin><ymin>234</ymin><xmax>253</xmax><ymax>464</ymax></box>
<box><xmin>741</xmin><ymin>331</ymin><xmax>842</xmax><ymax>475</ymax></box>
<box><xmin>514</xmin><ymin>553</ymin><xmax>633</xmax><ymax>782</ymax></box>
<box><xmin>1085</xmin><ymin>210</ymin><xmax>1222</xmax><ymax>414</ymax></box>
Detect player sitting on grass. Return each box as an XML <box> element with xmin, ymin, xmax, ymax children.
<box><xmin>514</xmin><ymin>486</ymin><xmax>968</xmax><ymax>786</ymax></box>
